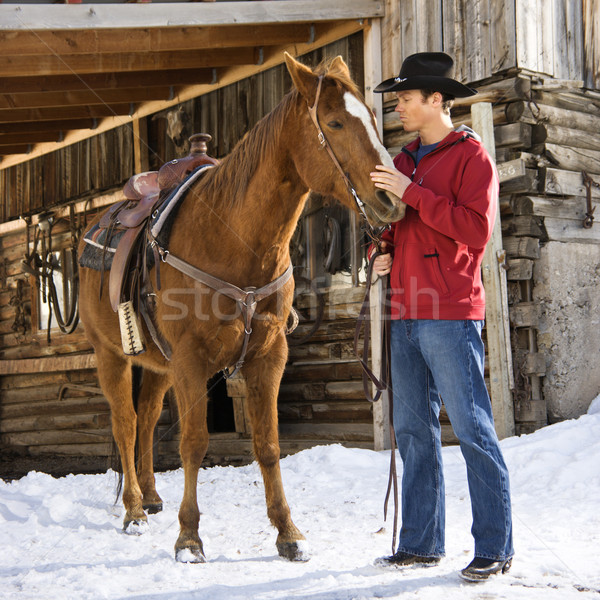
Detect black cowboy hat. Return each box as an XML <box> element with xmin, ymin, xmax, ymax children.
<box><xmin>374</xmin><ymin>52</ymin><xmax>477</xmax><ymax>98</ymax></box>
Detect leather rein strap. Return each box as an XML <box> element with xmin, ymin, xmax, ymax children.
<box><xmin>309</xmin><ymin>74</ymin><xmax>399</xmax><ymax>552</ymax></box>
<box><xmin>354</xmin><ymin>250</ymin><xmax>399</xmax><ymax>553</ymax></box>
<box><xmin>157</xmin><ymin>246</ymin><xmax>293</xmax><ymax>379</ymax></box>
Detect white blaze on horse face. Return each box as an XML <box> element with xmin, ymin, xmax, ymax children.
<box><xmin>343</xmin><ymin>92</ymin><xmax>394</xmax><ymax>168</ymax></box>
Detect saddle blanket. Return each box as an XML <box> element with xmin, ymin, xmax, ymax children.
<box><xmin>79</xmin><ymin>165</ymin><xmax>211</xmax><ymax>272</ymax></box>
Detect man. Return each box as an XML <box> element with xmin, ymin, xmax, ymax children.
<box><xmin>369</xmin><ymin>52</ymin><xmax>513</xmax><ymax>582</ymax></box>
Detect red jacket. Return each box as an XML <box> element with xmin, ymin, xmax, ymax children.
<box><xmin>377</xmin><ymin>127</ymin><xmax>498</xmax><ymax>320</ymax></box>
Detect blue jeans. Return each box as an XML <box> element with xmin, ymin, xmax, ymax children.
<box><xmin>389</xmin><ymin>319</ymin><xmax>513</xmax><ymax>560</ymax></box>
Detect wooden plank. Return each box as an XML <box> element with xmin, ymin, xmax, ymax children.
<box><xmin>503</xmin><ymin>236</ymin><xmax>540</xmax><ymax>260</ymax></box>
<box><xmin>519</xmin><ymin>102</ymin><xmax>600</xmax><ymax>130</ymax></box>
<box><xmin>539</xmin><ymin>167</ymin><xmax>600</xmax><ymax>198</ymax></box>
<box><xmin>381</xmin><ymin>0</ymin><xmax>402</xmax><ymax>88</ymax></box>
<box><xmin>278</xmin><ymin>422</ymin><xmax>373</xmax><ymax>441</ymax></box>
<box><xmin>1</xmin><ymin>429</ymin><xmax>113</xmax><ymax>447</ymax></box>
<box><xmin>0</xmin><ymin>48</ymin><xmax>260</xmax><ymax>78</ymax></box>
<box><xmin>1</xmin><ymin>70</ymin><xmax>215</xmax><ymax>97</ymax></box>
<box><xmin>516</xmin><ymin>0</ymin><xmax>539</xmax><ymax>73</ymax></box>
<box><xmin>583</xmin><ymin>0</ymin><xmax>600</xmax><ymax>89</ymax></box>
<box><xmin>543</xmin><ymin>216</ymin><xmax>600</xmax><ymax>244</ymax></box>
<box><xmin>532</xmin><ymin>122</ymin><xmax>600</xmax><ymax>152</ymax></box>
<box><xmin>27</xmin><ymin>443</ymin><xmax>114</xmax><ymax>457</ymax></box>
<box><xmin>132</xmin><ymin>118</ymin><xmax>150</xmax><ymax>174</ymax></box>
<box><xmin>0</xmin><ymin>104</ymin><xmax>133</xmax><ymax>124</ymax></box>
<box><xmin>510</xmin><ymin>302</ymin><xmax>539</xmax><ymax>328</ymax></box>
<box><xmin>363</xmin><ymin>18</ymin><xmax>390</xmax><ymax>451</ymax></box>
<box><xmin>494</xmin><ymin>122</ymin><xmax>532</xmax><ymax>149</ymax></box>
<box><xmin>0</xmin><ymin>88</ymin><xmax>175</xmax><ymax>110</ymax></box>
<box><xmin>0</xmin><ymin>24</ymin><xmax>315</xmax><ymax>56</ymax></box>
<box><xmin>515</xmin><ymin>195</ymin><xmax>599</xmax><ymax>222</ymax></box>
<box><xmin>0</xmin><ymin>353</ymin><xmax>97</xmax><ymax>375</ymax></box>
<box><xmin>0</xmin><ymin>412</ymin><xmax>111</xmax><ymax>434</ymax></box>
<box><xmin>544</xmin><ymin>143</ymin><xmax>600</xmax><ymax>174</ymax></box>
<box><xmin>490</xmin><ymin>0</ymin><xmax>516</xmax><ymax>73</ymax></box>
<box><xmin>0</xmin><ymin>1</ymin><xmax>384</xmax><ymax>30</ymax></box>
<box><xmin>506</xmin><ymin>257</ymin><xmax>534</xmax><ymax>280</ymax></box>
<box><xmin>472</xmin><ymin>101</ymin><xmax>515</xmax><ymax>439</ymax></box>
<box><xmin>464</xmin><ymin>0</ymin><xmax>491</xmax><ymax>82</ymax></box>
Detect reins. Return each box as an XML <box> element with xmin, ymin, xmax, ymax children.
<box><xmin>307</xmin><ymin>77</ymin><xmax>400</xmax><ymax>553</ymax></box>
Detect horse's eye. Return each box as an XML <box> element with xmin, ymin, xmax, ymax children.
<box><xmin>327</xmin><ymin>120</ymin><xmax>343</xmax><ymax>130</ymax></box>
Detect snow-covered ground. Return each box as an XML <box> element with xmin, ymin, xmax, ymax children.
<box><xmin>1</xmin><ymin>395</ymin><xmax>599</xmax><ymax>600</ymax></box>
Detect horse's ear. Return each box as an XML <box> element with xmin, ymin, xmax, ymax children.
<box><xmin>284</xmin><ymin>51</ymin><xmax>319</xmax><ymax>105</ymax></box>
<box><xmin>328</xmin><ymin>55</ymin><xmax>351</xmax><ymax>80</ymax></box>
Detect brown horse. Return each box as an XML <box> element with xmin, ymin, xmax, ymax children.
<box><xmin>78</xmin><ymin>52</ymin><xmax>404</xmax><ymax>563</ymax></box>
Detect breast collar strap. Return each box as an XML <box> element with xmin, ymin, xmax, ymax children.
<box><xmin>307</xmin><ymin>75</ymin><xmax>373</xmax><ymax>227</ymax></box>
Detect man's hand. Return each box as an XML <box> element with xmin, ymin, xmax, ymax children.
<box><xmin>371</xmin><ymin>165</ymin><xmax>411</xmax><ymax>201</ymax></box>
<box><xmin>372</xmin><ymin>241</ymin><xmax>392</xmax><ymax>276</ymax></box>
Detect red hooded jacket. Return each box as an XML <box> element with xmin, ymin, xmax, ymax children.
<box><xmin>376</xmin><ymin>127</ymin><xmax>498</xmax><ymax>320</ymax></box>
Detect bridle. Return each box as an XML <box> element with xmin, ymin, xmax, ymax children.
<box><xmin>307</xmin><ymin>75</ymin><xmax>380</xmax><ymax>238</ymax></box>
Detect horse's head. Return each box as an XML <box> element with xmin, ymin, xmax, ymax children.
<box><xmin>284</xmin><ymin>52</ymin><xmax>406</xmax><ymax>227</ymax></box>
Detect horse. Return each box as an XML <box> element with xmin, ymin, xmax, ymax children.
<box><xmin>78</xmin><ymin>52</ymin><xmax>405</xmax><ymax>563</ymax></box>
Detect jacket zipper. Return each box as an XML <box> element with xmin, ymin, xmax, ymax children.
<box><xmin>401</xmin><ymin>134</ymin><xmax>468</xmax><ymax>185</ymax></box>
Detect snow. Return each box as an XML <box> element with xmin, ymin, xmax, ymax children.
<box><xmin>1</xmin><ymin>394</ymin><xmax>599</xmax><ymax>600</ymax></box>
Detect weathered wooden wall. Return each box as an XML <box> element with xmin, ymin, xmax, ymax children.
<box><xmin>0</xmin><ymin>128</ymin><xmax>134</xmax><ymax>223</ymax></box>
<box><xmin>382</xmin><ymin>0</ymin><xmax>597</xmax><ymax>89</ymax></box>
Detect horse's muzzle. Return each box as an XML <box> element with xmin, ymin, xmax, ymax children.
<box><xmin>365</xmin><ymin>191</ymin><xmax>406</xmax><ymax>225</ymax></box>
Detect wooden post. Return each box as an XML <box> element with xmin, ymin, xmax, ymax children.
<box><xmin>364</xmin><ymin>17</ymin><xmax>391</xmax><ymax>451</ymax></box>
<box><xmin>471</xmin><ymin>102</ymin><xmax>516</xmax><ymax>439</ymax></box>
<box><xmin>132</xmin><ymin>117</ymin><xmax>149</xmax><ymax>174</ymax></box>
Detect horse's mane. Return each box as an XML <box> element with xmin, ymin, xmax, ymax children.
<box><xmin>199</xmin><ymin>57</ymin><xmax>360</xmax><ymax>209</ymax></box>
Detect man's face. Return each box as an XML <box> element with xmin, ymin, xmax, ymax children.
<box><xmin>394</xmin><ymin>90</ymin><xmax>437</xmax><ymax>132</ymax></box>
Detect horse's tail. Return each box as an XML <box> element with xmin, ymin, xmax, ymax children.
<box><xmin>111</xmin><ymin>364</ymin><xmax>143</xmax><ymax>506</ymax></box>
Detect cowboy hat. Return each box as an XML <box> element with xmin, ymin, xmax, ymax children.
<box><xmin>374</xmin><ymin>52</ymin><xmax>477</xmax><ymax>98</ymax></box>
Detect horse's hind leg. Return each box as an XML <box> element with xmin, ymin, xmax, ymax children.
<box><xmin>95</xmin><ymin>346</ymin><xmax>146</xmax><ymax>531</ymax></box>
<box><xmin>171</xmin><ymin>357</ymin><xmax>210</xmax><ymax>563</ymax></box>
<box><xmin>136</xmin><ymin>369</ymin><xmax>172</xmax><ymax>514</ymax></box>
<box><xmin>243</xmin><ymin>334</ymin><xmax>309</xmax><ymax>561</ymax></box>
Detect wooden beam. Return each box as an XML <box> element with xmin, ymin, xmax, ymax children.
<box><xmin>0</xmin><ymin>24</ymin><xmax>315</xmax><ymax>56</ymax></box>
<box><xmin>0</xmin><ymin>88</ymin><xmax>175</xmax><ymax>110</ymax></box>
<box><xmin>0</xmin><ymin>104</ymin><xmax>133</xmax><ymax>124</ymax></box>
<box><xmin>0</xmin><ymin>132</ymin><xmax>62</xmax><ymax>145</ymax></box>
<box><xmin>0</xmin><ymin>48</ymin><xmax>260</xmax><ymax>77</ymax></box>
<box><xmin>472</xmin><ymin>102</ymin><xmax>515</xmax><ymax>440</ymax></box>
<box><xmin>0</xmin><ymin>144</ymin><xmax>30</xmax><ymax>156</ymax></box>
<box><xmin>363</xmin><ymin>18</ymin><xmax>391</xmax><ymax>452</ymax></box>
<box><xmin>1</xmin><ymin>69</ymin><xmax>215</xmax><ymax>94</ymax></box>
<box><xmin>0</xmin><ymin>353</ymin><xmax>97</xmax><ymax>375</ymax></box>
<box><xmin>0</xmin><ymin>119</ymin><xmax>96</xmax><ymax>133</ymax></box>
<box><xmin>0</xmin><ymin>0</ymin><xmax>385</xmax><ymax>30</ymax></box>
<box><xmin>133</xmin><ymin>118</ymin><xmax>150</xmax><ymax>174</ymax></box>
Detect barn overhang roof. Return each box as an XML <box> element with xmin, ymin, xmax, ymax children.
<box><xmin>0</xmin><ymin>0</ymin><xmax>384</xmax><ymax>169</ymax></box>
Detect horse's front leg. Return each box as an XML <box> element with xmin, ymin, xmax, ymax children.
<box><xmin>243</xmin><ymin>332</ymin><xmax>309</xmax><ymax>561</ymax></box>
<box><xmin>171</xmin><ymin>359</ymin><xmax>209</xmax><ymax>563</ymax></box>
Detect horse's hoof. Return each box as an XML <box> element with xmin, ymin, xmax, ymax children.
<box><xmin>175</xmin><ymin>546</ymin><xmax>206</xmax><ymax>563</ymax></box>
<box><xmin>123</xmin><ymin>518</ymin><xmax>149</xmax><ymax>536</ymax></box>
<box><xmin>143</xmin><ymin>501</ymin><xmax>163</xmax><ymax>514</ymax></box>
<box><xmin>277</xmin><ymin>539</ymin><xmax>310</xmax><ymax>562</ymax></box>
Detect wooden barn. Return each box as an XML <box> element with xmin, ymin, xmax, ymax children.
<box><xmin>0</xmin><ymin>0</ymin><xmax>598</xmax><ymax>477</ymax></box>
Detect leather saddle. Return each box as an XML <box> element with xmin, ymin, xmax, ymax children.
<box><xmin>100</xmin><ymin>133</ymin><xmax>219</xmax><ymax>314</ymax></box>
